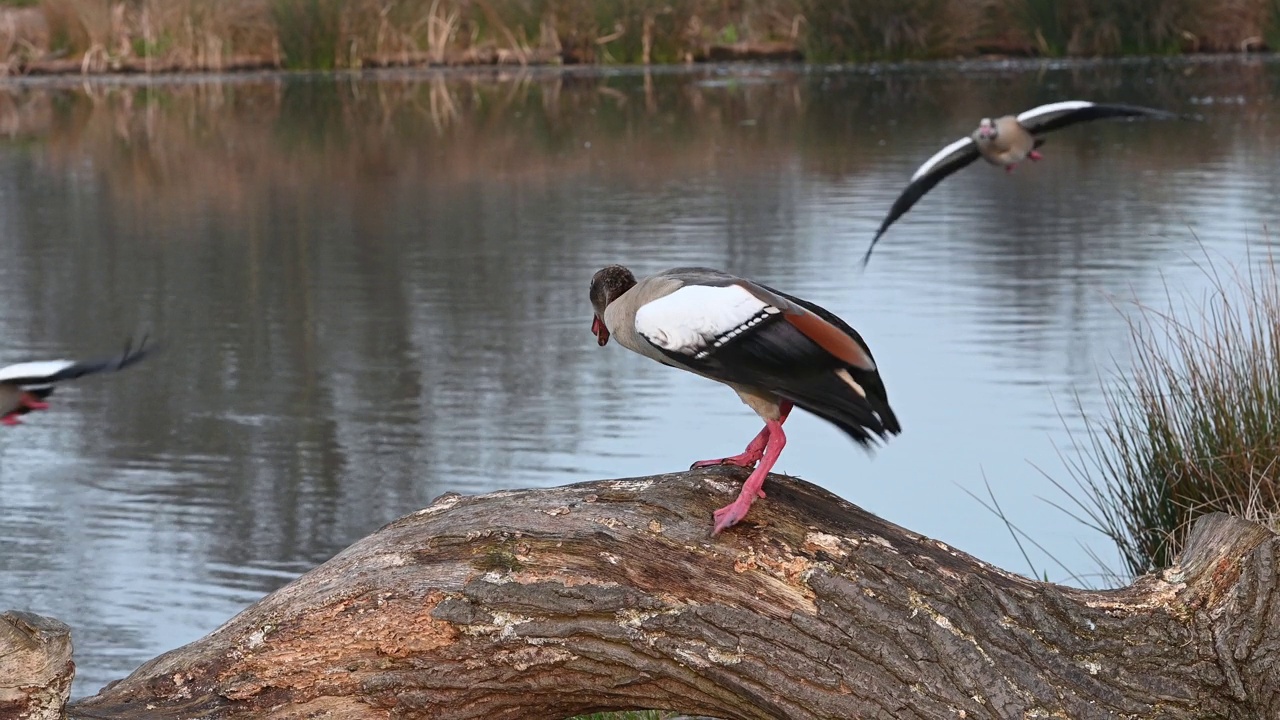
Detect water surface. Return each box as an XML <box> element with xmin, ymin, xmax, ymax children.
<box><xmin>0</xmin><ymin>57</ymin><xmax>1275</xmax><ymax>696</ymax></box>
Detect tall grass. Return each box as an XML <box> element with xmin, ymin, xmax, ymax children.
<box><xmin>1268</xmin><ymin>0</ymin><xmax>1280</xmax><ymax>47</ymax></box>
<box><xmin>1018</xmin><ymin>0</ymin><xmax>1068</xmax><ymax>55</ymax></box>
<box><xmin>271</xmin><ymin>0</ymin><xmax>340</xmax><ymax>69</ymax></box>
<box><xmin>1060</xmin><ymin>0</ymin><xmax>1198</xmax><ymax>54</ymax></box>
<box><xmin>798</xmin><ymin>0</ymin><xmax>972</xmax><ymax>62</ymax></box>
<box><xmin>1061</xmin><ymin>246</ymin><xmax>1280</xmax><ymax>579</ymax></box>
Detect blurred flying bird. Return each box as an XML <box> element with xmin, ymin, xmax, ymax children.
<box><xmin>0</xmin><ymin>335</ymin><xmax>153</xmax><ymax>426</ymax></box>
<box><xmin>863</xmin><ymin>101</ymin><xmax>1180</xmax><ymax>266</ymax></box>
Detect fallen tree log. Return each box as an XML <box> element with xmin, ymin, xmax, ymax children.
<box><xmin>34</xmin><ymin>468</ymin><xmax>1280</xmax><ymax>718</ymax></box>
<box><xmin>0</xmin><ymin>611</ymin><xmax>74</xmax><ymax>720</ymax></box>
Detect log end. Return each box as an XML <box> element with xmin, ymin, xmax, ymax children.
<box><xmin>1167</xmin><ymin>512</ymin><xmax>1272</xmax><ymax>601</ymax></box>
<box><xmin>0</xmin><ymin>610</ymin><xmax>74</xmax><ymax>720</ymax></box>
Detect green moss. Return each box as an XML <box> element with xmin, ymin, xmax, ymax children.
<box><xmin>473</xmin><ymin>543</ymin><xmax>525</xmax><ymax>573</ymax></box>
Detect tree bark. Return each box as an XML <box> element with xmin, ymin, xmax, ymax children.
<box><xmin>0</xmin><ymin>610</ymin><xmax>74</xmax><ymax>720</ymax></box>
<box><xmin>37</xmin><ymin>468</ymin><xmax>1280</xmax><ymax>719</ymax></box>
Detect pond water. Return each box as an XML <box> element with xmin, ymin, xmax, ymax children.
<box><xmin>0</xmin><ymin>55</ymin><xmax>1276</xmax><ymax>697</ymax></box>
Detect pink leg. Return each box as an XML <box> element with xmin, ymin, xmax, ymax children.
<box><xmin>691</xmin><ymin>425</ymin><xmax>768</xmax><ymax>469</ymax></box>
<box><xmin>1004</xmin><ymin>164</ymin><xmax>1016</xmax><ymax>174</ymax></box>
<box><xmin>1028</xmin><ymin>150</ymin><xmax>1043</xmax><ymax>161</ymax></box>
<box><xmin>2</xmin><ymin>413</ymin><xmax>21</xmax><ymax>426</ymax></box>
<box><xmin>712</xmin><ymin>419</ymin><xmax>787</xmax><ymax>534</ymax></box>
<box><xmin>690</xmin><ymin>401</ymin><xmax>793</xmax><ymax>469</ymax></box>
<box><xmin>21</xmin><ymin>395</ymin><xmax>49</xmax><ymax>411</ymax></box>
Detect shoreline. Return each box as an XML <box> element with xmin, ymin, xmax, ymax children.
<box><xmin>3</xmin><ymin>38</ymin><xmax>804</xmax><ymax>77</ymax></box>
<box><xmin>0</xmin><ymin>50</ymin><xmax>1272</xmax><ymax>87</ymax></box>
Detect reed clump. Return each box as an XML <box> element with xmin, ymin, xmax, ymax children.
<box><xmin>0</xmin><ymin>0</ymin><xmax>1278</xmax><ymax>72</ymax></box>
<box><xmin>1015</xmin><ymin>0</ymin><xmax>1268</xmax><ymax>55</ymax></box>
<box><xmin>797</xmin><ymin>0</ymin><xmax>977</xmax><ymax>61</ymax></box>
<box><xmin>1063</xmin><ymin>248</ymin><xmax>1280</xmax><ymax>579</ymax></box>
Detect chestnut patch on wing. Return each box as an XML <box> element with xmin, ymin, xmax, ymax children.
<box><xmin>783</xmin><ymin>312</ymin><xmax>875</xmax><ymax>371</ymax></box>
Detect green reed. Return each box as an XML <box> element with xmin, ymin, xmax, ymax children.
<box><xmin>1061</xmin><ymin>246</ymin><xmax>1280</xmax><ymax>579</ymax></box>
<box><xmin>270</xmin><ymin>0</ymin><xmax>342</xmax><ymax>69</ymax></box>
<box><xmin>798</xmin><ymin>0</ymin><xmax>967</xmax><ymax>62</ymax></box>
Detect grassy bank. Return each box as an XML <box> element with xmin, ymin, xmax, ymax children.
<box><xmin>1063</xmin><ymin>247</ymin><xmax>1280</xmax><ymax>580</ymax></box>
<box><xmin>0</xmin><ymin>0</ymin><xmax>1277</xmax><ymax>74</ymax></box>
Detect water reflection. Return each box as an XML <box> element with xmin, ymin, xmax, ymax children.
<box><xmin>0</xmin><ymin>56</ymin><xmax>1276</xmax><ymax>696</ymax></box>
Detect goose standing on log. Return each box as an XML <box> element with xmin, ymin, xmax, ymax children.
<box><xmin>0</xmin><ymin>336</ymin><xmax>152</xmax><ymax>426</ymax></box>
<box><xmin>862</xmin><ymin>100</ymin><xmax>1179</xmax><ymax>266</ymax></box>
<box><xmin>589</xmin><ymin>265</ymin><xmax>901</xmax><ymax>534</ymax></box>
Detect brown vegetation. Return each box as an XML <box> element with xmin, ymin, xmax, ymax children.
<box><xmin>0</xmin><ymin>0</ymin><xmax>1275</xmax><ymax>75</ymax></box>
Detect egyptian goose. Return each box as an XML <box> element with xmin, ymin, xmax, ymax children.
<box><xmin>862</xmin><ymin>100</ymin><xmax>1178</xmax><ymax>265</ymax></box>
<box><xmin>589</xmin><ymin>265</ymin><xmax>901</xmax><ymax>534</ymax></box>
<box><xmin>0</xmin><ymin>336</ymin><xmax>152</xmax><ymax>426</ymax></box>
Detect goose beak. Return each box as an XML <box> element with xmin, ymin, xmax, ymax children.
<box><xmin>591</xmin><ymin>315</ymin><xmax>610</xmax><ymax>346</ymax></box>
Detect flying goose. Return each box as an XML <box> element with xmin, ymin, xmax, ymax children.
<box><xmin>589</xmin><ymin>265</ymin><xmax>901</xmax><ymax>534</ymax></box>
<box><xmin>862</xmin><ymin>100</ymin><xmax>1178</xmax><ymax>265</ymax></box>
<box><xmin>0</xmin><ymin>336</ymin><xmax>152</xmax><ymax>426</ymax></box>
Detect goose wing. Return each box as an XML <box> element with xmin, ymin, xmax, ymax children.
<box><xmin>1016</xmin><ymin>100</ymin><xmax>1177</xmax><ymax>136</ymax></box>
<box><xmin>862</xmin><ymin>136</ymin><xmax>981</xmax><ymax>267</ymax></box>
<box><xmin>631</xmin><ymin>276</ymin><xmax>896</xmax><ymax>446</ymax></box>
<box><xmin>0</xmin><ymin>335</ymin><xmax>152</xmax><ymax>392</ymax></box>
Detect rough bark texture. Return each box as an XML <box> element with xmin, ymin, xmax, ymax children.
<box><xmin>35</xmin><ymin>468</ymin><xmax>1280</xmax><ymax>719</ymax></box>
<box><xmin>0</xmin><ymin>610</ymin><xmax>74</xmax><ymax>720</ymax></box>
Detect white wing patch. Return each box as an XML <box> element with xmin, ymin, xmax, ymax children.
<box><xmin>1016</xmin><ymin>100</ymin><xmax>1093</xmax><ymax>125</ymax></box>
<box><xmin>635</xmin><ymin>284</ymin><xmax>780</xmax><ymax>358</ymax></box>
<box><xmin>910</xmin><ymin>137</ymin><xmax>977</xmax><ymax>182</ymax></box>
<box><xmin>0</xmin><ymin>360</ymin><xmax>75</xmax><ymax>384</ymax></box>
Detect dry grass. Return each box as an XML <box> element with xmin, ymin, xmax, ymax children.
<box><xmin>1059</xmin><ymin>244</ymin><xmax>1280</xmax><ymax>580</ymax></box>
<box><xmin>1017</xmin><ymin>0</ymin><xmax>1269</xmax><ymax>55</ymax></box>
<box><xmin>0</xmin><ymin>0</ymin><xmax>1277</xmax><ymax>72</ymax></box>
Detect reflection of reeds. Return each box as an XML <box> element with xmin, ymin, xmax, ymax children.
<box><xmin>1</xmin><ymin>0</ymin><xmax>1278</xmax><ymax>71</ymax></box>
<box><xmin>425</xmin><ymin>73</ymin><xmax>457</xmax><ymax>131</ymax></box>
<box><xmin>3</xmin><ymin>60</ymin><xmax>1268</xmax><ymax>215</ymax></box>
<box><xmin>1061</xmin><ymin>247</ymin><xmax>1280</xmax><ymax>580</ymax></box>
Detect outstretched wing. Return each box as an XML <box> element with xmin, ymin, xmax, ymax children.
<box><xmin>1016</xmin><ymin>100</ymin><xmax>1177</xmax><ymax>136</ymax></box>
<box><xmin>862</xmin><ymin>136</ymin><xmax>981</xmax><ymax>267</ymax></box>
<box><xmin>632</xmin><ymin>280</ymin><xmax>895</xmax><ymax>447</ymax></box>
<box><xmin>0</xmin><ymin>335</ymin><xmax>153</xmax><ymax>391</ymax></box>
